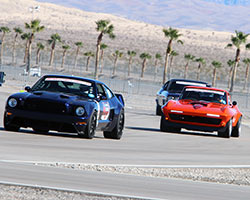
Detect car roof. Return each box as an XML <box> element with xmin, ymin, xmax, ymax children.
<box><xmin>167</xmin><ymin>79</ymin><xmax>209</xmax><ymax>85</ymax></box>
<box><xmin>185</xmin><ymin>86</ymin><xmax>229</xmax><ymax>94</ymax></box>
<box><xmin>42</xmin><ymin>74</ymin><xmax>105</xmax><ymax>85</ymax></box>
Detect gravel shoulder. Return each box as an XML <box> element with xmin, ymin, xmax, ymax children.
<box><xmin>36</xmin><ymin>163</ymin><xmax>250</xmax><ymax>186</ymax></box>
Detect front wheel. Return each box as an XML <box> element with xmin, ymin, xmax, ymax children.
<box><xmin>78</xmin><ymin>111</ymin><xmax>97</xmax><ymax>139</ymax></box>
<box><xmin>218</xmin><ymin>119</ymin><xmax>232</xmax><ymax>138</ymax></box>
<box><xmin>4</xmin><ymin>112</ymin><xmax>20</xmax><ymax>132</ymax></box>
<box><xmin>231</xmin><ymin>117</ymin><xmax>241</xmax><ymax>137</ymax></box>
<box><xmin>103</xmin><ymin>110</ymin><xmax>124</xmax><ymax>140</ymax></box>
<box><xmin>160</xmin><ymin>115</ymin><xmax>180</xmax><ymax>133</ymax></box>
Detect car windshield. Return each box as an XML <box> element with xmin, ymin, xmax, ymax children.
<box><xmin>31</xmin><ymin>77</ymin><xmax>95</xmax><ymax>98</ymax></box>
<box><xmin>180</xmin><ymin>88</ymin><xmax>227</xmax><ymax>104</ymax></box>
<box><xmin>167</xmin><ymin>81</ymin><xmax>207</xmax><ymax>93</ymax></box>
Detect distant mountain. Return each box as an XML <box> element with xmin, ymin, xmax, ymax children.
<box><xmin>36</xmin><ymin>0</ymin><xmax>250</xmax><ymax>32</ymax></box>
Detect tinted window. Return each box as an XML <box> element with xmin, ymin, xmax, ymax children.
<box><xmin>103</xmin><ymin>85</ymin><xmax>114</xmax><ymax>99</ymax></box>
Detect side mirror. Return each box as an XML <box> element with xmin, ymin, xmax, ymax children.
<box><xmin>25</xmin><ymin>86</ymin><xmax>31</xmax><ymax>92</ymax></box>
<box><xmin>232</xmin><ymin>101</ymin><xmax>237</xmax><ymax>106</ymax></box>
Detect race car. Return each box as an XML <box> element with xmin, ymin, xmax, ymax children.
<box><xmin>160</xmin><ymin>86</ymin><xmax>242</xmax><ymax>138</ymax></box>
<box><xmin>4</xmin><ymin>75</ymin><xmax>125</xmax><ymax>139</ymax></box>
<box><xmin>156</xmin><ymin>79</ymin><xmax>210</xmax><ymax>115</ymax></box>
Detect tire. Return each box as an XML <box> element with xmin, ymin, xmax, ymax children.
<box><xmin>3</xmin><ymin>113</ymin><xmax>20</xmax><ymax>132</ymax></box>
<box><xmin>231</xmin><ymin>117</ymin><xmax>241</xmax><ymax>137</ymax></box>
<box><xmin>78</xmin><ymin>111</ymin><xmax>97</xmax><ymax>139</ymax></box>
<box><xmin>103</xmin><ymin>110</ymin><xmax>124</xmax><ymax>140</ymax></box>
<box><xmin>218</xmin><ymin>119</ymin><xmax>232</xmax><ymax>138</ymax></box>
<box><xmin>160</xmin><ymin>114</ymin><xmax>180</xmax><ymax>133</ymax></box>
<box><xmin>156</xmin><ymin>104</ymin><xmax>162</xmax><ymax>116</ymax></box>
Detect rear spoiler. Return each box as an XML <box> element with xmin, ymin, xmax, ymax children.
<box><xmin>115</xmin><ymin>93</ymin><xmax>125</xmax><ymax>106</ymax></box>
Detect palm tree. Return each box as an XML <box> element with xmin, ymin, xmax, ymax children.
<box><xmin>61</xmin><ymin>45</ymin><xmax>70</xmax><ymax>69</ymax></box>
<box><xmin>162</xmin><ymin>27</ymin><xmax>183</xmax><ymax>84</ymax></box>
<box><xmin>169</xmin><ymin>50</ymin><xmax>179</xmax><ymax>79</ymax></box>
<box><xmin>95</xmin><ymin>20</ymin><xmax>115</xmax><ymax>79</ymax></box>
<box><xmin>84</xmin><ymin>51</ymin><xmax>94</xmax><ymax>71</ymax></box>
<box><xmin>21</xmin><ymin>33</ymin><xmax>31</xmax><ymax>64</ymax></box>
<box><xmin>184</xmin><ymin>54</ymin><xmax>195</xmax><ymax>79</ymax></box>
<box><xmin>195</xmin><ymin>57</ymin><xmax>206</xmax><ymax>81</ymax></box>
<box><xmin>154</xmin><ymin>53</ymin><xmax>162</xmax><ymax>80</ymax></box>
<box><xmin>74</xmin><ymin>42</ymin><xmax>83</xmax><ymax>69</ymax></box>
<box><xmin>127</xmin><ymin>50</ymin><xmax>136</xmax><ymax>76</ymax></box>
<box><xmin>0</xmin><ymin>26</ymin><xmax>11</xmax><ymax>65</ymax></box>
<box><xmin>243</xmin><ymin>58</ymin><xmax>250</xmax><ymax>90</ymax></box>
<box><xmin>100</xmin><ymin>43</ymin><xmax>108</xmax><ymax>73</ymax></box>
<box><xmin>211</xmin><ymin>61</ymin><xmax>222</xmax><ymax>87</ymax></box>
<box><xmin>48</xmin><ymin>33</ymin><xmax>61</xmax><ymax>66</ymax></box>
<box><xmin>25</xmin><ymin>20</ymin><xmax>45</xmax><ymax>72</ymax></box>
<box><xmin>12</xmin><ymin>27</ymin><xmax>23</xmax><ymax>64</ymax></box>
<box><xmin>226</xmin><ymin>31</ymin><xmax>250</xmax><ymax>92</ymax></box>
<box><xmin>112</xmin><ymin>50</ymin><xmax>123</xmax><ymax>76</ymax></box>
<box><xmin>36</xmin><ymin>42</ymin><xmax>45</xmax><ymax>65</ymax></box>
<box><xmin>140</xmin><ymin>53</ymin><xmax>151</xmax><ymax>78</ymax></box>
<box><xmin>227</xmin><ymin>59</ymin><xmax>235</xmax><ymax>89</ymax></box>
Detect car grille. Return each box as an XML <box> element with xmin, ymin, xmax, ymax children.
<box><xmin>169</xmin><ymin>114</ymin><xmax>221</xmax><ymax>125</ymax></box>
<box><xmin>23</xmin><ymin>99</ymin><xmax>67</xmax><ymax>114</ymax></box>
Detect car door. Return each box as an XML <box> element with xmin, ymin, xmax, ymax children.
<box><xmin>96</xmin><ymin>84</ymin><xmax>114</xmax><ymax>129</ymax></box>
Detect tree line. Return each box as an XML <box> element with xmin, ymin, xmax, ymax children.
<box><xmin>0</xmin><ymin>20</ymin><xmax>250</xmax><ymax>92</ymax></box>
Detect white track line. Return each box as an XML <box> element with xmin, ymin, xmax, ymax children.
<box><xmin>1</xmin><ymin>160</ymin><xmax>250</xmax><ymax>168</ymax></box>
<box><xmin>0</xmin><ymin>181</ymin><xmax>163</xmax><ymax>200</ymax></box>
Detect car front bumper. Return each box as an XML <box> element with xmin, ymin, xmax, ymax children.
<box><xmin>4</xmin><ymin>108</ymin><xmax>89</xmax><ymax>133</ymax></box>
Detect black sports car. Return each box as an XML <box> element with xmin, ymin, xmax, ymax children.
<box><xmin>156</xmin><ymin>79</ymin><xmax>210</xmax><ymax>115</ymax></box>
<box><xmin>4</xmin><ymin>75</ymin><xmax>125</xmax><ymax>139</ymax></box>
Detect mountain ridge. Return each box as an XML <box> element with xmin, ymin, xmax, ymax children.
<box><xmin>36</xmin><ymin>0</ymin><xmax>250</xmax><ymax>33</ymax></box>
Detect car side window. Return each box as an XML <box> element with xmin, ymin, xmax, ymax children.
<box><xmin>96</xmin><ymin>84</ymin><xmax>106</xmax><ymax>98</ymax></box>
<box><xmin>103</xmin><ymin>85</ymin><xmax>114</xmax><ymax>99</ymax></box>
<box><xmin>163</xmin><ymin>82</ymin><xmax>169</xmax><ymax>90</ymax></box>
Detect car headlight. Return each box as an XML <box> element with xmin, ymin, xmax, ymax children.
<box><xmin>75</xmin><ymin>106</ymin><xmax>85</xmax><ymax>116</ymax></box>
<box><xmin>8</xmin><ymin>98</ymin><xmax>17</xmax><ymax>108</ymax></box>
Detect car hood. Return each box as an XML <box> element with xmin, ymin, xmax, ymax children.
<box><xmin>10</xmin><ymin>91</ymin><xmax>94</xmax><ymax>105</ymax></box>
<box><xmin>168</xmin><ymin>100</ymin><xmax>228</xmax><ymax>115</ymax></box>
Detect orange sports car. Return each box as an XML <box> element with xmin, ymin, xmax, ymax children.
<box><xmin>160</xmin><ymin>86</ymin><xmax>242</xmax><ymax>138</ymax></box>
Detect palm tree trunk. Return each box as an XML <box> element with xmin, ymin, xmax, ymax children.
<box><xmin>212</xmin><ymin>68</ymin><xmax>216</xmax><ymax>87</ymax></box>
<box><xmin>154</xmin><ymin>59</ymin><xmax>158</xmax><ymax>80</ymax></box>
<box><xmin>228</xmin><ymin>67</ymin><xmax>233</xmax><ymax>89</ymax></box>
<box><xmin>168</xmin><ymin>56</ymin><xmax>174</xmax><ymax>79</ymax></box>
<box><xmin>184</xmin><ymin>61</ymin><xmax>189</xmax><ymax>79</ymax></box>
<box><xmin>128</xmin><ymin>56</ymin><xmax>132</xmax><ymax>77</ymax></box>
<box><xmin>49</xmin><ymin>46</ymin><xmax>55</xmax><ymax>66</ymax></box>
<box><xmin>163</xmin><ymin>40</ymin><xmax>172</xmax><ymax>84</ymax></box>
<box><xmin>12</xmin><ymin>34</ymin><xmax>18</xmax><ymax>64</ymax></box>
<box><xmin>86</xmin><ymin>57</ymin><xmax>90</xmax><ymax>71</ymax></box>
<box><xmin>244</xmin><ymin>64</ymin><xmax>249</xmax><ymax>90</ymax></box>
<box><xmin>61</xmin><ymin>50</ymin><xmax>66</xmax><ymax>69</ymax></box>
<box><xmin>24</xmin><ymin>40</ymin><xmax>29</xmax><ymax>63</ymax></box>
<box><xmin>36</xmin><ymin>48</ymin><xmax>41</xmax><ymax>65</ymax></box>
<box><xmin>197</xmin><ymin>63</ymin><xmax>201</xmax><ymax>81</ymax></box>
<box><xmin>0</xmin><ymin>33</ymin><xmax>5</xmax><ymax>65</ymax></box>
<box><xmin>141</xmin><ymin>59</ymin><xmax>147</xmax><ymax>78</ymax></box>
<box><xmin>95</xmin><ymin>33</ymin><xmax>103</xmax><ymax>80</ymax></box>
<box><xmin>74</xmin><ymin>47</ymin><xmax>79</xmax><ymax>69</ymax></box>
<box><xmin>100</xmin><ymin>49</ymin><xmax>104</xmax><ymax>73</ymax></box>
<box><xmin>230</xmin><ymin>48</ymin><xmax>240</xmax><ymax>92</ymax></box>
<box><xmin>112</xmin><ymin>56</ymin><xmax>118</xmax><ymax>76</ymax></box>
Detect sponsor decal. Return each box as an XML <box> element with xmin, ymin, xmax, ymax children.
<box><xmin>176</xmin><ymin>81</ymin><xmax>207</xmax><ymax>87</ymax></box>
<box><xmin>100</xmin><ymin>102</ymin><xmax>110</xmax><ymax>120</ymax></box>
<box><xmin>186</xmin><ymin>88</ymin><xmax>225</xmax><ymax>96</ymax></box>
<box><xmin>45</xmin><ymin>78</ymin><xmax>92</xmax><ymax>86</ymax></box>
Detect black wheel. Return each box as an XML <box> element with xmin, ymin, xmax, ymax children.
<box><xmin>103</xmin><ymin>110</ymin><xmax>124</xmax><ymax>140</ymax></box>
<box><xmin>231</xmin><ymin>117</ymin><xmax>241</xmax><ymax>137</ymax></box>
<box><xmin>218</xmin><ymin>119</ymin><xmax>232</xmax><ymax>138</ymax></box>
<box><xmin>32</xmin><ymin>128</ymin><xmax>49</xmax><ymax>134</ymax></box>
<box><xmin>78</xmin><ymin>111</ymin><xmax>97</xmax><ymax>139</ymax></box>
<box><xmin>160</xmin><ymin>114</ymin><xmax>181</xmax><ymax>133</ymax></box>
<box><xmin>156</xmin><ymin>104</ymin><xmax>162</xmax><ymax>116</ymax></box>
<box><xmin>3</xmin><ymin>112</ymin><xmax>20</xmax><ymax>132</ymax></box>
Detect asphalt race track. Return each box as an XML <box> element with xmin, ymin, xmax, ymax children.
<box><xmin>0</xmin><ymin>89</ymin><xmax>250</xmax><ymax>199</ymax></box>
